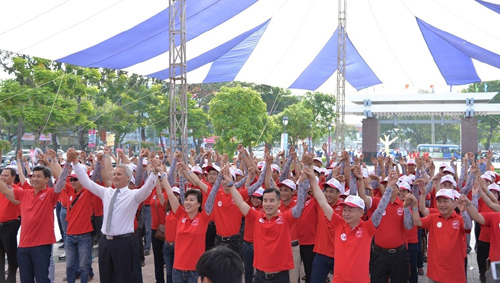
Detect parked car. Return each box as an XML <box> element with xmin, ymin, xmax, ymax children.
<box><xmin>2</xmin><ymin>149</ymin><xmax>31</xmax><ymax>166</ymax></box>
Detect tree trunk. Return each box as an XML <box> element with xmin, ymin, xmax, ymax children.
<box><xmin>159</xmin><ymin>132</ymin><xmax>166</xmax><ymax>153</ymax></box>
<box><xmin>16</xmin><ymin>117</ymin><xmax>24</xmax><ymax>152</ymax></box>
<box><xmin>485</xmin><ymin>120</ymin><xmax>496</xmax><ymax>150</ymax></box>
<box><xmin>77</xmin><ymin>126</ymin><xmax>87</xmax><ymax>151</ymax></box>
<box><xmin>52</xmin><ymin>132</ymin><xmax>58</xmax><ymax>150</ymax></box>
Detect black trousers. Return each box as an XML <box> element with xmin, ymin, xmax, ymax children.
<box><xmin>477</xmin><ymin>240</ymin><xmax>490</xmax><ymax>282</ymax></box>
<box><xmin>98</xmin><ymin>235</ymin><xmax>134</xmax><ymax>283</ymax></box>
<box><xmin>0</xmin><ymin>220</ymin><xmax>20</xmax><ymax>283</ymax></box>
<box><xmin>214</xmin><ymin>234</ymin><xmax>241</xmax><ymax>255</ymax></box>
<box><xmin>370</xmin><ymin>246</ymin><xmax>409</xmax><ymax>283</ymax></box>
<box><xmin>151</xmin><ymin>229</ymin><xmax>165</xmax><ymax>283</ymax></box>
<box><xmin>205</xmin><ymin>222</ymin><xmax>216</xmax><ymax>251</ymax></box>
<box><xmin>300</xmin><ymin>245</ymin><xmax>316</xmax><ymax>283</ymax></box>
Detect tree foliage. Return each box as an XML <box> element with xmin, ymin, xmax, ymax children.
<box><xmin>208</xmin><ymin>85</ymin><xmax>269</xmax><ymax>154</ymax></box>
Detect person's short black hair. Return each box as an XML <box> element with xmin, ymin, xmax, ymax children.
<box><xmin>3</xmin><ymin>168</ymin><xmax>16</xmax><ymax>177</ymax></box>
<box><xmin>33</xmin><ymin>166</ymin><xmax>51</xmax><ymax>179</ymax></box>
<box><xmin>263</xmin><ymin>188</ymin><xmax>280</xmax><ymax>200</ymax></box>
<box><xmin>185</xmin><ymin>189</ymin><xmax>203</xmax><ymax>212</ymax></box>
<box><xmin>196</xmin><ymin>246</ymin><xmax>243</xmax><ymax>283</ymax></box>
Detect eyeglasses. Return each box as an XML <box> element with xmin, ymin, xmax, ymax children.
<box><xmin>69</xmin><ymin>178</ymin><xmax>78</xmax><ymax>182</ymax></box>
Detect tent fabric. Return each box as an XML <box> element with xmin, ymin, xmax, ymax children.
<box><xmin>1</xmin><ymin>0</ymin><xmax>500</xmax><ymax>92</ymax></box>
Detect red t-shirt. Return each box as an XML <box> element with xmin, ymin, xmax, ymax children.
<box><xmin>420</xmin><ymin>212</ymin><xmax>468</xmax><ymax>283</ymax></box>
<box><xmin>164</xmin><ymin>209</ymin><xmax>177</xmax><ymax>243</ymax></box>
<box><xmin>369</xmin><ymin>197</ymin><xmax>407</xmax><ymax>248</ymax></box>
<box><xmin>313</xmin><ymin>200</ymin><xmax>343</xmax><ymax>258</ymax></box>
<box><xmin>298</xmin><ymin>196</ymin><xmax>318</xmax><ymax>245</ymax></box>
<box><xmin>14</xmin><ymin>186</ymin><xmax>60</xmax><ymax>247</ymax></box>
<box><xmin>65</xmin><ymin>183</ymin><xmax>94</xmax><ymax>235</ymax></box>
<box><xmin>173</xmin><ymin>206</ymin><xmax>210</xmax><ymax>271</ymax></box>
<box><xmin>247</xmin><ymin>209</ymin><xmax>297</xmax><ymax>272</ymax></box>
<box><xmin>92</xmin><ymin>194</ymin><xmax>103</xmax><ymax>217</ymax></box>
<box><xmin>280</xmin><ymin>199</ymin><xmax>299</xmax><ymax>241</ymax></box>
<box><xmin>0</xmin><ymin>184</ymin><xmax>20</xmax><ymax>222</ymax></box>
<box><xmin>406</xmin><ymin>208</ymin><xmax>419</xmax><ymax>244</ymax></box>
<box><xmin>213</xmin><ymin>189</ymin><xmax>248</xmax><ymax>236</ymax></box>
<box><xmin>330</xmin><ymin>212</ymin><xmax>377</xmax><ymax>283</ymax></box>
<box><xmin>482</xmin><ymin>212</ymin><xmax>500</xmax><ymax>261</ymax></box>
<box><xmin>243</xmin><ymin>206</ymin><xmax>264</xmax><ymax>242</ymax></box>
<box><xmin>150</xmin><ymin>191</ymin><xmax>167</xmax><ymax>229</ymax></box>
<box><xmin>478</xmin><ymin>199</ymin><xmax>495</xmax><ymax>242</ymax></box>
<box><xmin>59</xmin><ymin>188</ymin><xmax>69</xmax><ymax>208</ymax></box>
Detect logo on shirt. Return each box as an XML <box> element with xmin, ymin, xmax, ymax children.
<box><xmin>166</xmin><ymin>211</ymin><xmax>170</xmax><ymax>216</ymax></box>
<box><xmin>38</xmin><ymin>192</ymin><xmax>47</xmax><ymax>201</ymax></box>
<box><xmin>69</xmin><ymin>195</ymin><xmax>73</xmax><ymax>201</ymax></box>
<box><xmin>452</xmin><ymin>220</ymin><xmax>460</xmax><ymax>230</ymax></box>
<box><xmin>305</xmin><ymin>199</ymin><xmax>312</xmax><ymax>206</ymax></box>
<box><xmin>355</xmin><ymin>228</ymin><xmax>363</xmax><ymax>238</ymax></box>
<box><xmin>231</xmin><ymin>198</ymin><xmax>235</xmax><ymax>205</ymax></box>
<box><xmin>397</xmin><ymin>207</ymin><xmax>403</xmax><ymax>216</ymax></box>
<box><xmin>340</xmin><ymin>233</ymin><xmax>347</xmax><ymax>241</ymax></box>
<box><xmin>436</xmin><ymin>222</ymin><xmax>442</xmax><ymax>228</ymax></box>
<box><xmin>259</xmin><ymin>218</ymin><xmax>265</xmax><ymax>223</ymax></box>
<box><xmin>382</xmin><ymin>211</ymin><xmax>386</xmax><ymax>216</ymax></box>
<box><xmin>275</xmin><ymin>216</ymin><xmax>283</xmax><ymax>225</ymax></box>
<box><xmin>192</xmin><ymin>218</ymin><xmax>199</xmax><ymax>226</ymax></box>
<box><xmin>335</xmin><ymin>206</ymin><xmax>341</xmax><ymax>212</ymax></box>
<box><xmin>217</xmin><ymin>201</ymin><xmax>222</xmax><ymax>207</ymax></box>
<box><xmin>153</xmin><ymin>195</ymin><xmax>157</xmax><ymax>200</ymax></box>
<box><xmin>182</xmin><ymin>217</ymin><xmax>186</xmax><ymax>223</ymax></box>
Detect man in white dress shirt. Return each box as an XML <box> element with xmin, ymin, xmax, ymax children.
<box><xmin>66</xmin><ymin>148</ymin><xmax>158</xmax><ymax>283</ymax></box>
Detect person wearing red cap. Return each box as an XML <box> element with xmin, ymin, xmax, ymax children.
<box><xmin>228</xmin><ymin>162</ymin><xmax>309</xmax><ymax>283</ymax></box>
<box><xmin>406</xmin><ymin>187</ymin><xmax>472</xmax><ymax>283</ymax></box>
<box><xmin>309</xmin><ymin>168</ymin><xmax>397</xmax><ymax>282</ymax></box>
<box><xmin>0</xmin><ymin>166</ymin><xmax>20</xmax><ymax>282</ymax></box>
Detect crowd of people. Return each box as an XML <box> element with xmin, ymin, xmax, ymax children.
<box><xmin>0</xmin><ymin>143</ymin><xmax>499</xmax><ymax>283</ymax></box>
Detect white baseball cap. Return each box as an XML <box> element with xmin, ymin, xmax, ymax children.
<box><xmin>435</xmin><ymin>188</ymin><xmax>455</xmax><ymax>199</ymax></box>
<box><xmin>257</xmin><ymin>161</ymin><xmax>266</xmax><ymax>169</ymax></box>
<box><xmin>252</xmin><ymin>187</ymin><xmax>265</xmax><ymax>197</ymax></box>
<box><xmin>234</xmin><ymin>169</ymin><xmax>243</xmax><ymax>176</ymax></box>
<box><xmin>323</xmin><ymin>178</ymin><xmax>341</xmax><ymax>191</ymax></box>
<box><xmin>171</xmin><ymin>186</ymin><xmax>181</xmax><ymax>195</ymax></box>
<box><xmin>397</xmin><ymin>181</ymin><xmax>411</xmax><ymax>191</ymax></box>
<box><xmin>481</xmin><ymin>173</ymin><xmax>493</xmax><ymax>182</ymax></box>
<box><xmin>191</xmin><ymin>166</ymin><xmax>203</xmax><ymax>175</ymax></box>
<box><xmin>205</xmin><ymin>164</ymin><xmax>220</xmax><ymax>173</ymax></box>
<box><xmin>488</xmin><ymin>183</ymin><xmax>500</xmax><ymax>193</ymax></box>
<box><xmin>277</xmin><ymin>179</ymin><xmax>296</xmax><ymax>190</ymax></box>
<box><xmin>271</xmin><ymin>164</ymin><xmax>281</xmax><ymax>174</ymax></box>
<box><xmin>407</xmin><ymin>159</ymin><xmax>416</xmax><ymax>165</ymax></box>
<box><xmin>313</xmin><ymin>157</ymin><xmax>323</xmax><ymax>164</ymax></box>
<box><xmin>443</xmin><ymin>165</ymin><xmax>455</xmax><ymax>175</ymax></box>
<box><xmin>341</xmin><ymin>195</ymin><xmax>365</xmax><ymax>210</ymax></box>
<box><xmin>440</xmin><ymin>175</ymin><xmax>457</xmax><ymax>187</ymax></box>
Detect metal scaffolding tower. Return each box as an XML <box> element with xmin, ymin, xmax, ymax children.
<box><xmin>335</xmin><ymin>0</ymin><xmax>347</xmax><ymax>152</ymax></box>
<box><xmin>169</xmin><ymin>0</ymin><xmax>188</xmax><ymax>157</ymax></box>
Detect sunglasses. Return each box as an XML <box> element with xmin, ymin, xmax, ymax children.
<box><xmin>69</xmin><ymin>178</ymin><xmax>79</xmax><ymax>182</ymax></box>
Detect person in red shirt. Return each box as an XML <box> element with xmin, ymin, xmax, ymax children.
<box><xmin>228</xmin><ymin>162</ymin><xmax>308</xmax><ymax>283</ymax></box>
<box><xmin>310</xmin><ymin>176</ymin><xmax>344</xmax><ymax>283</ymax></box>
<box><xmin>0</xmin><ymin>165</ymin><xmax>61</xmax><ymax>283</ymax></box>
<box><xmin>309</xmin><ymin>168</ymin><xmax>396</xmax><ymax>283</ymax></box>
<box><xmin>242</xmin><ymin>187</ymin><xmax>264</xmax><ymax>283</ymax></box>
<box><xmin>0</xmin><ymin>166</ymin><xmax>21</xmax><ymax>282</ymax></box>
<box><xmin>407</xmin><ymin>188</ymin><xmax>472</xmax><ymax>283</ymax></box>
<box><xmin>156</xmin><ymin>161</ymin><xmax>215</xmax><ymax>283</ymax></box>
<box><xmin>56</xmin><ymin>165</ymin><xmax>94</xmax><ymax>283</ymax></box>
<box><xmin>160</xmin><ymin>183</ymin><xmax>181</xmax><ymax>283</ymax></box>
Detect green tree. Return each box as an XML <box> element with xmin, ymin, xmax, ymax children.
<box><xmin>272</xmin><ymin>102</ymin><xmax>314</xmax><ymax>147</ymax></box>
<box><xmin>302</xmin><ymin>91</ymin><xmax>336</xmax><ymax>140</ymax></box>
<box><xmin>208</xmin><ymin>85</ymin><xmax>270</xmax><ymax>154</ymax></box>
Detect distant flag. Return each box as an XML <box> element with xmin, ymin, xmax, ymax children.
<box><xmin>430</xmin><ymin>85</ymin><xmax>434</xmax><ymax>93</ymax></box>
<box><xmin>405</xmin><ymin>84</ymin><xmax>409</xmax><ymax>89</ymax></box>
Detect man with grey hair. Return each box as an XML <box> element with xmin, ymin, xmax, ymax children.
<box><xmin>66</xmin><ymin>148</ymin><xmax>158</xmax><ymax>283</ymax></box>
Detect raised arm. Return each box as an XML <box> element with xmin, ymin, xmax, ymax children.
<box><xmin>308</xmin><ymin>168</ymin><xmax>333</xmax><ymax>220</ymax></box>
<box><xmin>16</xmin><ymin>150</ymin><xmax>26</xmax><ymax>185</ymax></box>
<box><xmin>134</xmin><ymin>158</ymin><xmax>159</xmax><ymax>203</ymax></box>
<box><xmin>461</xmin><ymin>194</ymin><xmax>485</xmax><ymax>225</ymax></box>
<box><xmin>225</xmin><ymin>166</ymin><xmax>250</xmax><ymax>216</ymax></box>
<box><xmin>54</xmin><ymin>163</ymin><xmax>71</xmax><ymax>194</ymax></box>
<box><xmin>371</xmin><ymin>185</ymin><xmax>394</xmax><ymax>228</ymax></box>
<box><xmin>68</xmin><ymin>148</ymin><xmax>106</xmax><ymax>199</ymax></box>
<box><xmin>179</xmin><ymin>162</ymin><xmax>208</xmax><ymax>193</ymax></box>
<box><xmin>157</xmin><ymin>164</ymin><xmax>180</xmax><ymax>214</ymax></box>
<box><xmin>204</xmin><ymin>173</ymin><xmax>223</xmax><ymax>215</ymax></box>
<box><xmin>291</xmin><ymin>172</ymin><xmax>309</xmax><ymax>218</ymax></box>
<box><xmin>279</xmin><ymin>155</ymin><xmax>293</xmax><ymax>182</ymax></box>
<box><xmin>0</xmin><ymin>179</ymin><xmax>15</xmax><ymax>202</ymax></box>
<box><xmin>248</xmin><ymin>166</ymin><xmax>266</xmax><ymax>196</ymax></box>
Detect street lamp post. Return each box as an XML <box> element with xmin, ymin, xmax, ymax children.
<box><xmin>308</xmin><ymin>122</ymin><xmax>312</xmax><ymax>153</ymax></box>
<box><xmin>282</xmin><ymin>116</ymin><xmax>289</xmax><ymax>157</ymax></box>
<box><xmin>327</xmin><ymin>123</ymin><xmax>332</xmax><ymax>156</ymax></box>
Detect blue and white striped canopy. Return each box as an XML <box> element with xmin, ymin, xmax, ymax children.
<box><xmin>1</xmin><ymin>0</ymin><xmax>500</xmax><ymax>92</ymax></box>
